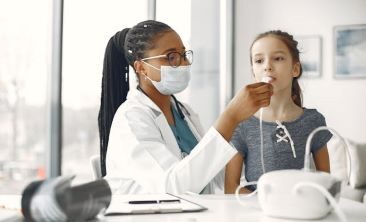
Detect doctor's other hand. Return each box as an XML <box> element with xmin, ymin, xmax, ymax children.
<box><xmin>214</xmin><ymin>82</ymin><xmax>273</xmax><ymax>141</ymax></box>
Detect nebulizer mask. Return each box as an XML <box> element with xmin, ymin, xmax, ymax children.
<box><xmin>235</xmin><ymin>77</ymin><xmax>351</xmax><ymax>222</ymax></box>
<box><xmin>142</xmin><ymin>61</ymin><xmax>191</xmax><ymax>95</ymax></box>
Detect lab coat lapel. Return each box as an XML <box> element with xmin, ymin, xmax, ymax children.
<box><xmin>154</xmin><ymin>114</ymin><xmax>181</xmax><ymax>158</ymax></box>
<box><xmin>133</xmin><ymin>90</ymin><xmax>181</xmax><ymax>159</ymax></box>
<box><xmin>179</xmin><ymin>103</ymin><xmax>205</xmax><ymax>140</ymax></box>
<box><xmin>185</xmin><ymin>112</ymin><xmax>204</xmax><ymax>139</ymax></box>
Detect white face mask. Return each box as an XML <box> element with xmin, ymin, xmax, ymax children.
<box><xmin>142</xmin><ymin>62</ymin><xmax>191</xmax><ymax>95</ymax></box>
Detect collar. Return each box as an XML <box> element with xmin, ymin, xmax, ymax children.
<box><xmin>127</xmin><ymin>88</ymin><xmax>162</xmax><ymax>113</ymax></box>
<box><xmin>129</xmin><ymin>87</ymin><xmax>189</xmax><ymax>120</ymax></box>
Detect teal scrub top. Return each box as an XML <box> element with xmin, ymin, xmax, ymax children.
<box><xmin>169</xmin><ymin>104</ymin><xmax>198</xmax><ymax>155</ymax></box>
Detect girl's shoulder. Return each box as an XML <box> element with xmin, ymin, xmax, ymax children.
<box><xmin>285</xmin><ymin>108</ymin><xmax>327</xmax><ymax>130</ymax></box>
<box><xmin>281</xmin><ymin>108</ymin><xmax>325</xmax><ymax>124</ymax></box>
<box><xmin>301</xmin><ymin>108</ymin><xmax>326</xmax><ymax>122</ymax></box>
<box><xmin>240</xmin><ymin>108</ymin><xmax>326</xmax><ymax>126</ymax></box>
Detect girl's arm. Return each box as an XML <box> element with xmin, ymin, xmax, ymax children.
<box><xmin>313</xmin><ymin>146</ymin><xmax>330</xmax><ymax>173</ymax></box>
<box><xmin>225</xmin><ymin>153</ymin><xmax>252</xmax><ymax>194</ymax></box>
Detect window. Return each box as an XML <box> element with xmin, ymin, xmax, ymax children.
<box><xmin>0</xmin><ymin>0</ymin><xmax>228</xmax><ymax>194</ymax></box>
<box><xmin>157</xmin><ymin>0</ymin><xmax>221</xmax><ymax>130</ymax></box>
<box><xmin>62</xmin><ymin>0</ymin><xmax>148</xmax><ymax>184</ymax></box>
<box><xmin>0</xmin><ymin>0</ymin><xmax>52</xmax><ymax>194</ymax></box>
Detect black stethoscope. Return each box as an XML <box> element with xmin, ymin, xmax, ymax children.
<box><xmin>137</xmin><ymin>85</ymin><xmax>190</xmax><ymax>120</ymax></box>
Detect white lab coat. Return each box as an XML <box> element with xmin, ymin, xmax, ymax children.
<box><xmin>105</xmin><ymin>89</ymin><xmax>237</xmax><ymax>194</ymax></box>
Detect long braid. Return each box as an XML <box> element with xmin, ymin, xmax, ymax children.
<box><xmin>98</xmin><ymin>20</ymin><xmax>172</xmax><ymax>176</ymax></box>
<box><xmin>98</xmin><ymin>29</ymin><xmax>130</xmax><ymax>177</ymax></box>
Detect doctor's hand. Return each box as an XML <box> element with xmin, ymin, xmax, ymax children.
<box><xmin>229</xmin><ymin>82</ymin><xmax>273</xmax><ymax>123</ymax></box>
<box><xmin>214</xmin><ymin>82</ymin><xmax>273</xmax><ymax>141</ymax></box>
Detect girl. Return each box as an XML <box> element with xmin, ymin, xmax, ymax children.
<box><xmin>225</xmin><ymin>30</ymin><xmax>332</xmax><ymax>194</ymax></box>
<box><xmin>98</xmin><ymin>20</ymin><xmax>273</xmax><ymax>194</ymax></box>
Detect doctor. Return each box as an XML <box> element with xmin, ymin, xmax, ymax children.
<box><xmin>98</xmin><ymin>20</ymin><xmax>273</xmax><ymax>194</ymax></box>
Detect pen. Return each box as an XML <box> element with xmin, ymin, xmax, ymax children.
<box><xmin>128</xmin><ymin>199</ymin><xmax>181</xmax><ymax>204</ymax></box>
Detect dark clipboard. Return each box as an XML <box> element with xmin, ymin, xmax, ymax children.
<box><xmin>105</xmin><ymin>193</ymin><xmax>207</xmax><ymax>216</ymax></box>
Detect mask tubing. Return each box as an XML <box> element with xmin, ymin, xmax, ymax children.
<box><xmin>304</xmin><ymin>127</ymin><xmax>351</xmax><ymax>184</ymax></box>
<box><xmin>259</xmin><ymin>76</ymin><xmax>271</xmax><ymax>174</ymax></box>
<box><xmin>293</xmin><ymin>182</ymin><xmax>347</xmax><ymax>222</ymax></box>
<box><xmin>260</xmin><ymin>108</ymin><xmax>266</xmax><ymax>173</ymax></box>
<box><xmin>235</xmin><ymin>181</ymin><xmax>258</xmax><ymax>207</ymax></box>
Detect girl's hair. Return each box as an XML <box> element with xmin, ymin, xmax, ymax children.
<box><xmin>250</xmin><ymin>30</ymin><xmax>303</xmax><ymax>107</ymax></box>
<box><xmin>98</xmin><ymin>20</ymin><xmax>173</xmax><ymax>176</ymax></box>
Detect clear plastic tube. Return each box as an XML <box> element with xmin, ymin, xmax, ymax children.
<box><xmin>234</xmin><ymin>181</ymin><xmax>258</xmax><ymax>207</ymax></box>
<box><xmin>259</xmin><ymin>76</ymin><xmax>272</xmax><ymax>174</ymax></box>
<box><xmin>235</xmin><ymin>77</ymin><xmax>271</xmax><ymax>199</ymax></box>
<box><xmin>259</xmin><ymin>107</ymin><xmax>266</xmax><ymax>173</ymax></box>
<box><xmin>304</xmin><ymin>126</ymin><xmax>351</xmax><ymax>184</ymax></box>
<box><xmin>293</xmin><ymin>182</ymin><xmax>348</xmax><ymax>222</ymax></box>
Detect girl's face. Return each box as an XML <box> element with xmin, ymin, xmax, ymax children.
<box><xmin>251</xmin><ymin>36</ymin><xmax>300</xmax><ymax>94</ymax></box>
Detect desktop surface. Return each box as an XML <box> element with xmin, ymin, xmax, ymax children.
<box><xmin>102</xmin><ymin>194</ymin><xmax>366</xmax><ymax>222</ymax></box>
<box><xmin>1</xmin><ymin>194</ymin><xmax>366</xmax><ymax>222</ymax></box>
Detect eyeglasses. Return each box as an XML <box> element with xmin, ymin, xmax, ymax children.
<box><xmin>141</xmin><ymin>50</ymin><xmax>193</xmax><ymax>68</ymax></box>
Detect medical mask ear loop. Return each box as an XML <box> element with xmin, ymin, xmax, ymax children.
<box><xmin>303</xmin><ymin>126</ymin><xmax>351</xmax><ymax>185</ymax></box>
<box><xmin>141</xmin><ymin>61</ymin><xmax>160</xmax><ymax>83</ymax></box>
<box><xmin>141</xmin><ymin>60</ymin><xmax>161</xmax><ymax>71</ymax></box>
<box><xmin>293</xmin><ymin>182</ymin><xmax>348</xmax><ymax>222</ymax></box>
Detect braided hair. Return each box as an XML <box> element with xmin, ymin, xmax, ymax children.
<box><xmin>98</xmin><ymin>20</ymin><xmax>173</xmax><ymax>176</ymax></box>
<box><xmin>250</xmin><ymin>30</ymin><xmax>303</xmax><ymax>107</ymax></box>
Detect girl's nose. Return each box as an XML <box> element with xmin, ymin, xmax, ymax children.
<box><xmin>264</xmin><ymin>65</ymin><xmax>272</xmax><ymax>72</ymax></box>
<box><xmin>264</xmin><ymin>60</ymin><xmax>272</xmax><ymax>72</ymax></box>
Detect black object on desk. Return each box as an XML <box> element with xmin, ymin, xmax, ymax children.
<box><xmin>21</xmin><ymin>175</ymin><xmax>112</xmax><ymax>222</ymax></box>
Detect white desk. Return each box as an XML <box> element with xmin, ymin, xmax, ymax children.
<box><xmin>103</xmin><ymin>195</ymin><xmax>366</xmax><ymax>222</ymax></box>
<box><xmin>1</xmin><ymin>194</ymin><xmax>365</xmax><ymax>222</ymax></box>
<box><xmin>0</xmin><ymin>195</ymin><xmax>22</xmax><ymax>222</ymax></box>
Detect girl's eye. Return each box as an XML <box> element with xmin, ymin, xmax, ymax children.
<box><xmin>255</xmin><ymin>59</ymin><xmax>263</xmax><ymax>64</ymax></box>
<box><xmin>275</xmin><ymin>56</ymin><xmax>284</xmax><ymax>61</ymax></box>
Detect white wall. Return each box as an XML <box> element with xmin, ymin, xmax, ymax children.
<box><xmin>235</xmin><ymin>0</ymin><xmax>366</xmax><ymax>143</ymax></box>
